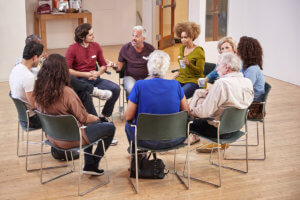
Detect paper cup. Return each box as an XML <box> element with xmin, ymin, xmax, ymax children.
<box><xmin>179</xmin><ymin>60</ymin><xmax>186</xmax><ymax>69</ymax></box>
<box><xmin>198</xmin><ymin>78</ymin><xmax>206</xmax><ymax>88</ymax></box>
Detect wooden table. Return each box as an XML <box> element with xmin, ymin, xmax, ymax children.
<box><xmin>34</xmin><ymin>11</ymin><xmax>92</xmax><ymax>50</ymax></box>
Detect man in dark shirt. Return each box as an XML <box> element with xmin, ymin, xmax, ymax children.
<box><xmin>116</xmin><ymin>26</ymin><xmax>155</xmax><ymax>96</ymax></box>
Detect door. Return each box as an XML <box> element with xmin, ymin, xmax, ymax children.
<box><xmin>157</xmin><ymin>0</ymin><xmax>176</xmax><ymax>50</ymax></box>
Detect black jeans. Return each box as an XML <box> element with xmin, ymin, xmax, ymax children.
<box><xmin>70</xmin><ymin>75</ymin><xmax>97</xmax><ymax>116</ymax></box>
<box><xmin>84</xmin><ymin>122</ymin><xmax>115</xmax><ymax>168</ymax></box>
<box><xmin>190</xmin><ymin>118</ymin><xmax>235</xmax><ymax>139</ymax></box>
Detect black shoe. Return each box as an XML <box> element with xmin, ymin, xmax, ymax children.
<box><xmin>83</xmin><ymin>165</ymin><xmax>104</xmax><ymax>176</ymax></box>
<box><xmin>99</xmin><ymin>116</ymin><xmax>111</xmax><ymax>122</ymax></box>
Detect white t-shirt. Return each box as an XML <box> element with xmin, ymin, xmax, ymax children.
<box><xmin>9</xmin><ymin>63</ymin><xmax>35</xmax><ymax>104</ymax></box>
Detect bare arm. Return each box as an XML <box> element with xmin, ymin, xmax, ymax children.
<box><xmin>69</xmin><ymin>69</ymin><xmax>92</xmax><ymax>79</ymax></box>
<box><xmin>85</xmin><ymin>114</ymin><xmax>100</xmax><ymax>124</ymax></box>
<box><xmin>25</xmin><ymin>91</ymin><xmax>35</xmax><ymax>108</ymax></box>
<box><xmin>115</xmin><ymin>61</ymin><xmax>124</xmax><ymax>72</ymax></box>
<box><xmin>123</xmin><ymin>100</ymin><xmax>137</xmax><ymax>121</ymax></box>
<box><xmin>180</xmin><ymin>96</ymin><xmax>190</xmax><ymax>115</ymax></box>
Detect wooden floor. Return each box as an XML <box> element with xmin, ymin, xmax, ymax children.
<box><xmin>1</xmin><ymin>45</ymin><xmax>299</xmax><ymax>200</ymax></box>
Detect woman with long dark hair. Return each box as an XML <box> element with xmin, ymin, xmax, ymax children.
<box><xmin>34</xmin><ymin>54</ymin><xmax>115</xmax><ymax>175</ymax></box>
<box><xmin>237</xmin><ymin>36</ymin><xmax>265</xmax><ymax>102</ymax></box>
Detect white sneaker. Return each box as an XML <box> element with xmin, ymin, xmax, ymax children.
<box><xmin>110</xmin><ymin>139</ymin><xmax>118</xmax><ymax>146</ymax></box>
<box><xmin>92</xmin><ymin>88</ymin><xmax>112</xmax><ymax>100</ymax></box>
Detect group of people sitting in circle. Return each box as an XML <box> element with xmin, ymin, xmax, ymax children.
<box><xmin>9</xmin><ymin>21</ymin><xmax>265</xmax><ymax>175</ymax></box>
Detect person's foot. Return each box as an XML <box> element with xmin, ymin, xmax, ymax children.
<box><xmin>83</xmin><ymin>165</ymin><xmax>104</xmax><ymax>176</ymax></box>
<box><xmin>196</xmin><ymin>143</ymin><xmax>229</xmax><ymax>153</ymax></box>
<box><xmin>99</xmin><ymin>114</ymin><xmax>112</xmax><ymax>122</ymax></box>
<box><xmin>184</xmin><ymin>134</ymin><xmax>200</xmax><ymax>145</ymax></box>
<box><xmin>110</xmin><ymin>139</ymin><xmax>118</xmax><ymax>146</ymax></box>
<box><xmin>92</xmin><ymin>87</ymin><xmax>112</xmax><ymax>100</ymax></box>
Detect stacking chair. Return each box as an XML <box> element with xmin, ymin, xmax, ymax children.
<box><xmin>35</xmin><ymin>111</ymin><xmax>109</xmax><ymax>196</ymax></box>
<box><xmin>9</xmin><ymin>93</ymin><xmax>49</xmax><ymax>172</ymax></box>
<box><xmin>116</xmin><ymin>62</ymin><xmax>127</xmax><ymax>117</ymax></box>
<box><xmin>128</xmin><ymin>111</ymin><xmax>192</xmax><ymax>193</ymax></box>
<box><xmin>230</xmin><ymin>82</ymin><xmax>271</xmax><ymax>160</ymax></box>
<box><xmin>188</xmin><ymin>107</ymin><xmax>249</xmax><ymax>187</ymax></box>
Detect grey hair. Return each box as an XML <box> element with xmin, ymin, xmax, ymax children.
<box><xmin>147</xmin><ymin>50</ymin><xmax>170</xmax><ymax>77</ymax></box>
<box><xmin>218</xmin><ymin>52</ymin><xmax>242</xmax><ymax>72</ymax></box>
<box><xmin>132</xmin><ymin>26</ymin><xmax>147</xmax><ymax>38</ymax></box>
<box><xmin>25</xmin><ymin>34</ymin><xmax>42</xmax><ymax>44</ymax></box>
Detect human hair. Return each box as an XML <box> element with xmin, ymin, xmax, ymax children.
<box><xmin>74</xmin><ymin>23</ymin><xmax>92</xmax><ymax>43</ymax></box>
<box><xmin>237</xmin><ymin>36</ymin><xmax>263</xmax><ymax>70</ymax></box>
<box><xmin>217</xmin><ymin>36</ymin><xmax>237</xmax><ymax>54</ymax></box>
<box><xmin>22</xmin><ymin>41</ymin><xmax>44</xmax><ymax>60</ymax></box>
<box><xmin>219</xmin><ymin>52</ymin><xmax>242</xmax><ymax>72</ymax></box>
<box><xmin>34</xmin><ymin>54</ymin><xmax>70</xmax><ymax>109</ymax></box>
<box><xmin>25</xmin><ymin>34</ymin><xmax>42</xmax><ymax>44</ymax></box>
<box><xmin>132</xmin><ymin>26</ymin><xmax>147</xmax><ymax>38</ymax></box>
<box><xmin>174</xmin><ymin>21</ymin><xmax>200</xmax><ymax>41</ymax></box>
<box><xmin>147</xmin><ymin>50</ymin><xmax>170</xmax><ymax>77</ymax></box>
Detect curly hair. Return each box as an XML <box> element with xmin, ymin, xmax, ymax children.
<box><xmin>237</xmin><ymin>36</ymin><xmax>263</xmax><ymax>70</ymax></box>
<box><xmin>147</xmin><ymin>50</ymin><xmax>170</xmax><ymax>77</ymax></box>
<box><xmin>217</xmin><ymin>36</ymin><xmax>237</xmax><ymax>54</ymax></box>
<box><xmin>174</xmin><ymin>21</ymin><xmax>200</xmax><ymax>41</ymax></box>
<box><xmin>33</xmin><ymin>54</ymin><xmax>70</xmax><ymax>109</ymax></box>
<box><xmin>74</xmin><ymin>23</ymin><xmax>92</xmax><ymax>43</ymax></box>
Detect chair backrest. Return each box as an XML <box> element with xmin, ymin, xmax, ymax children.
<box><xmin>119</xmin><ymin>61</ymin><xmax>127</xmax><ymax>79</ymax></box>
<box><xmin>219</xmin><ymin>107</ymin><xmax>248</xmax><ymax>135</ymax></box>
<box><xmin>35</xmin><ymin>111</ymin><xmax>80</xmax><ymax>141</ymax></box>
<box><xmin>136</xmin><ymin>111</ymin><xmax>188</xmax><ymax>141</ymax></box>
<box><xmin>9</xmin><ymin>93</ymin><xmax>28</xmax><ymax>122</ymax></box>
<box><xmin>203</xmin><ymin>62</ymin><xmax>216</xmax><ymax>76</ymax></box>
<box><xmin>263</xmin><ymin>82</ymin><xmax>271</xmax><ymax>102</ymax></box>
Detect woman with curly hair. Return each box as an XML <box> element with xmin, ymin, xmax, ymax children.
<box><xmin>34</xmin><ymin>54</ymin><xmax>115</xmax><ymax>175</ymax></box>
<box><xmin>237</xmin><ymin>36</ymin><xmax>265</xmax><ymax>102</ymax></box>
<box><xmin>174</xmin><ymin>21</ymin><xmax>205</xmax><ymax>99</ymax></box>
<box><xmin>205</xmin><ymin>36</ymin><xmax>237</xmax><ymax>83</ymax></box>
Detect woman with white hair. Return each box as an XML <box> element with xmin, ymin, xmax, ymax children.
<box><xmin>124</xmin><ymin>50</ymin><xmax>189</xmax><ymax>150</ymax></box>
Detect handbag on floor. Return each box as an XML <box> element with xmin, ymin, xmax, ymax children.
<box><xmin>130</xmin><ymin>152</ymin><xmax>168</xmax><ymax>179</ymax></box>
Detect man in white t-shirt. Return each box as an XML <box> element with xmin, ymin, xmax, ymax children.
<box><xmin>9</xmin><ymin>41</ymin><xmax>44</xmax><ymax>128</ymax></box>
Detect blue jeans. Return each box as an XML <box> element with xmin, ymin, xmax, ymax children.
<box><xmin>123</xmin><ymin>76</ymin><xmax>136</xmax><ymax>97</ymax></box>
<box><xmin>84</xmin><ymin>122</ymin><xmax>115</xmax><ymax>168</ymax></box>
<box><xmin>125</xmin><ymin>122</ymin><xmax>185</xmax><ymax>151</ymax></box>
<box><xmin>80</xmin><ymin>77</ymin><xmax>120</xmax><ymax>117</ymax></box>
<box><xmin>180</xmin><ymin>82</ymin><xmax>199</xmax><ymax>99</ymax></box>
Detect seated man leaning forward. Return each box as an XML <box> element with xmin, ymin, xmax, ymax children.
<box><xmin>116</xmin><ymin>26</ymin><xmax>155</xmax><ymax>96</ymax></box>
<box><xmin>65</xmin><ymin>23</ymin><xmax>120</xmax><ymax>122</ymax></box>
<box><xmin>124</xmin><ymin>50</ymin><xmax>189</xmax><ymax>151</ymax></box>
<box><xmin>189</xmin><ymin>52</ymin><xmax>254</xmax><ymax>141</ymax></box>
<box><xmin>9</xmin><ymin>41</ymin><xmax>44</xmax><ymax>129</ymax></box>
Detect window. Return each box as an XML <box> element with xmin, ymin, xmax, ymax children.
<box><xmin>205</xmin><ymin>0</ymin><xmax>228</xmax><ymax>41</ymax></box>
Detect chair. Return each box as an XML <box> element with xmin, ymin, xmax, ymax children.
<box><xmin>35</xmin><ymin>111</ymin><xmax>109</xmax><ymax>196</ymax></box>
<box><xmin>203</xmin><ymin>62</ymin><xmax>216</xmax><ymax>84</ymax></box>
<box><xmin>188</xmin><ymin>107</ymin><xmax>249</xmax><ymax>187</ymax></box>
<box><xmin>230</xmin><ymin>82</ymin><xmax>271</xmax><ymax>160</ymax></box>
<box><xmin>128</xmin><ymin>111</ymin><xmax>192</xmax><ymax>193</ymax></box>
<box><xmin>116</xmin><ymin>61</ymin><xmax>127</xmax><ymax>117</ymax></box>
<box><xmin>9</xmin><ymin>93</ymin><xmax>49</xmax><ymax>172</ymax></box>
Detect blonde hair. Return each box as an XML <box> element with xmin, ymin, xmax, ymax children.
<box><xmin>147</xmin><ymin>50</ymin><xmax>170</xmax><ymax>77</ymax></box>
<box><xmin>174</xmin><ymin>22</ymin><xmax>200</xmax><ymax>41</ymax></box>
<box><xmin>217</xmin><ymin>36</ymin><xmax>237</xmax><ymax>54</ymax></box>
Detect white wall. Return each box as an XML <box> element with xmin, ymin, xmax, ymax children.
<box><xmin>190</xmin><ymin>0</ymin><xmax>300</xmax><ymax>86</ymax></box>
<box><xmin>26</xmin><ymin>0</ymin><xmax>136</xmax><ymax>49</ymax></box>
<box><xmin>0</xmin><ymin>1</ymin><xmax>27</xmax><ymax>82</ymax></box>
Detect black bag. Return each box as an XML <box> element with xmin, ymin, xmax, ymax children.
<box><xmin>130</xmin><ymin>153</ymin><xmax>168</xmax><ymax>179</ymax></box>
<box><xmin>51</xmin><ymin>147</ymin><xmax>79</xmax><ymax>161</ymax></box>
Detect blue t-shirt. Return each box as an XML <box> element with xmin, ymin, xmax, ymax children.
<box><xmin>129</xmin><ymin>78</ymin><xmax>185</xmax><ymax>122</ymax></box>
<box><xmin>243</xmin><ymin>65</ymin><xmax>265</xmax><ymax>102</ymax></box>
